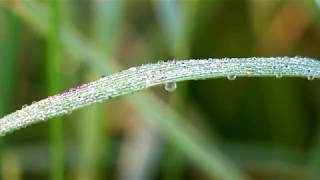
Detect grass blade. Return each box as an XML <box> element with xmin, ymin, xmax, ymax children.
<box><xmin>47</xmin><ymin>0</ymin><xmax>64</xmax><ymax>179</ymax></box>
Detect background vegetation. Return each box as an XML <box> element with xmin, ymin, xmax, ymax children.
<box><xmin>0</xmin><ymin>0</ymin><xmax>320</xmax><ymax>179</ymax></box>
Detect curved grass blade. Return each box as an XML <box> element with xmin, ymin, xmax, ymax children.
<box><xmin>0</xmin><ymin>57</ymin><xmax>319</xmax><ymax>136</ymax></box>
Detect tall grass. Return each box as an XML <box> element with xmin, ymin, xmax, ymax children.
<box><xmin>77</xmin><ymin>1</ymin><xmax>123</xmax><ymax>179</ymax></box>
<box><xmin>0</xmin><ymin>6</ymin><xmax>21</xmax><ymax>180</ymax></box>
<box><xmin>154</xmin><ymin>1</ymin><xmax>197</xmax><ymax>179</ymax></box>
<box><xmin>47</xmin><ymin>0</ymin><xmax>64</xmax><ymax>179</ymax></box>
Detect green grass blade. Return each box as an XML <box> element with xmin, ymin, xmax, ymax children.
<box><xmin>0</xmin><ymin>5</ymin><xmax>21</xmax><ymax>179</ymax></box>
<box><xmin>47</xmin><ymin>0</ymin><xmax>64</xmax><ymax>179</ymax></box>
<box><xmin>0</xmin><ymin>6</ymin><xmax>20</xmax><ymax>117</ymax></box>
<box><xmin>153</xmin><ymin>1</ymin><xmax>198</xmax><ymax>179</ymax></box>
<box><xmin>77</xmin><ymin>1</ymin><xmax>124</xmax><ymax>179</ymax></box>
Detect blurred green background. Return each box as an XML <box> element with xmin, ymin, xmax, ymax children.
<box><xmin>0</xmin><ymin>0</ymin><xmax>320</xmax><ymax>179</ymax></box>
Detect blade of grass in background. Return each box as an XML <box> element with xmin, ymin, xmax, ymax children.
<box><xmin>153</xmin><ymin>0</ymin><xmax>198</xmax><ymax>179</ymax></box>
<box><xmin>0</xmin><ymin>1</ymin><xmax>21</xmax><ymax>117</ymax></box>
<box><xmin>252</xmin><ymin>1</ymin><xmax>314</xmax><ymax>177</ymax></box>
<box><xmin>77</xmin><ymin>1</ymin><xmax>123</xmax><ymax>179</ymax></box>
<box><xmin>130</xmin><ymin>93</ymin><xmax>248</xmax><ymax>179</ymax></box>
<box><xmin>253</xmin><ymin>0</ymin><xmax>308</xmax><ymax>149</ymax></box>
<box><xmin>154</xmin><ymin>0</ymin><xmax>196</xmax><ymax>57</ymax></box>
<box><xmin>47</xmin><ymin>0</ymin><xmax>64</xmax><ymax>179</ymax></box>
<box><xmin>307</xmin><ymin>119</ymin><xmax>320</xmax><ymax>179</ymax></box>
<box><xmin>298</xmin><ymin>0</ymin><xmax>320</xmax><ymax>22</ymax></box>
<box><xmin>0</xmin><ymin>6</ymin><xmax>21</xmax><ymax>180</ymax></box>
<box><xmin>1</xmin><ymin>1</ymin><xmax>248</xmax><ymax>179</ymax></box>
<box><xmin>303</xmin><ymin>1</ymin><xmax>320</xmax><ymax>179</ymax></box>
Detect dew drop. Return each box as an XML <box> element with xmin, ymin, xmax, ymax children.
<box><xmin>307</xmin><ymin>75</ymin><xmax>315</xmax><ymax>81</ymax></box>
<box><xmin>22</xmin><ymin>104</ymin><xmax>28</xmax><ymax>108</ymax></box>
<box><xmin>245</xmin><ymin>69</ymin><xmax>252</xmax><ymax>76</ymax></box>
<box><xmin>227</xmin><ymin>74</ymin><xmax>237</xmax><ymax>80</ymax></box>
<box><xmin>22</xmin><ymin>123</ymin><xmax>28</xmax><ymax>128</ymax></box>
<box><xmin>276</xmin><ymin>73</ymin><xmax>283</xmax><ymax>79</ymax></box>
<box><xmin>164</xmin><ymin>82</ymin><xmax>177</xmax><ymax>92</ymax></box>
<box><xmin>128</xmin><ymin>67</ymin><xmax>137</xmax><ymax>71</ymax></box>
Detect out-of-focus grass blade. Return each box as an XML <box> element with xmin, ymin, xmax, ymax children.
<box><xmin>0</xmin><ymin>6</ymin><xmax>20</xmax><ymax>116</ymax></box>
<box><xmin>297</xmin><ymin>0</ymin><xmax>320</xmax><ymax>21</ymax></box>
<box><xmin>77</xmin><ymin>1</ymin><xmax>124</xmax><ymax>179</ymax></box>
<box><xmin>308</xmin><ymin>122</ymin><xmax>320</xmax><ymax>179</ymax></box>
<box><xmin>305</xmin><ymin>0</ymin><xmax>320</xmax><ymax>177</ymax></box>
<box><xmin>92</xmin><ymin>0</ymin><xmax>123</xmax><ymax>54</ymax></box>
<box><xmin>47</xmin><ymin>0</ymin><xmax>64</xmax><ymax>179</ymax></box>
<box><xmin>130</xmin><ymin>93</ymin><xmax>248</xmax><ymax>179</ymax></box>
<box><xmin>153</xmin><ymin>0</ymin><xmax>197</xmax><ymax>57</ymax></box>
<box><xmin>0</xmin><ymin>5</ymin><xmax>21</xmax><ymax>180</ymax></box>
<box><xmin>1</xmin><ymin>1</ymin><xmax>248</xmax><ymax>179</ymax></box>
<box><xmin>153</xmin><ymin>0</ymin><xmax>199</xmax><ymax>179</ymax></box>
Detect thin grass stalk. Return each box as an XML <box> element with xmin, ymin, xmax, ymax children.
<box><xmin>0</xmin><ymin>6</ymin><xmax>21</xmax><ymax>180</ymax></box>
<box><xmin>77</xmin><ymin>1</ymin><xmax>123</xmax><ymax>178</ymax></box>
<box><xmin>47</xmin><ymin>0</ymin><xmax>64</xmax><ymax>179</ymax></box>
<box><xmin>154</xmin><ymin>1</ymin><xmax>203</xmax><ymax>178</ymax></box>
<box><xmin>297</xmin><ymin>1</ymin><xmax>320</xmax><ymax>178</ymax></box>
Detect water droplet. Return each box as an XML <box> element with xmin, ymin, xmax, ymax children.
<box><xmin>276</xmin><ymin>73</ymin><xmax>283</xmax><ymax>79</ymax></box>
<box><xmin>128</xmin><ymin>67</ymin><xmax>137</xmax><ymax>71</ymax></box>
<box><xmin>22</xmin><ymin>104</ymin><xmax>28</xmax><ymax>108</ymax></box>
<box><xmin>164</xmin><ymin>82</ymin><xmax>177</xmax><ymax>92</ymax></box>
<box><xmin>227</xmin><ymin>74</ymin><xmax>237</xmax><ymax>80</ymax></box>
<box><xmin>245</xmin><ymin>69</ymin><xmax>252</xmax><ymax>76</ymax></box>
<box><xmin>22</xmin><ymin>123</ymin><xmax>28</xmax><ymax>128</ymax></box>
<box><xmin>307</xmin><ymin>75</ymin><xmax>315</xmax><ymax>81</ymax></box>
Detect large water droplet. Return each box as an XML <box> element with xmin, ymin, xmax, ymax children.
<box><xmin>22</xmin><ymin>123</ymin><xmax>28</xmax><ymax>128</ymax></box>
<box><xmin>67</xmin><ymin>110</ymin><xmax>73</xmax><ymax>115</ymax></box>
<box><xmin>164</xmin><ymin>82</ymin><xmax>177</xmax><ymax>92</ymax></box>
<box><xmin>245</xmin><ymin>69</ymin><xmax>252</xmax><ymax>76</ymax></box>
<box><xmin>307</xmin><ymin>75</ymin><xmax>315</xmax><ymax>81</ymax></box>
<box><xmin>276</xmin><ymin>73</ymin><xmax>283</xmax><ymax>79</ymax></box>
<box><xmin>128</xmin><ymin>67</ymin><xmax>137</xmax><ymax>71</ymax></box>
<box><xmin>227</xmin><ymin>74</ymin><xmax>237</xmax><ymax>80</ymax></box>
